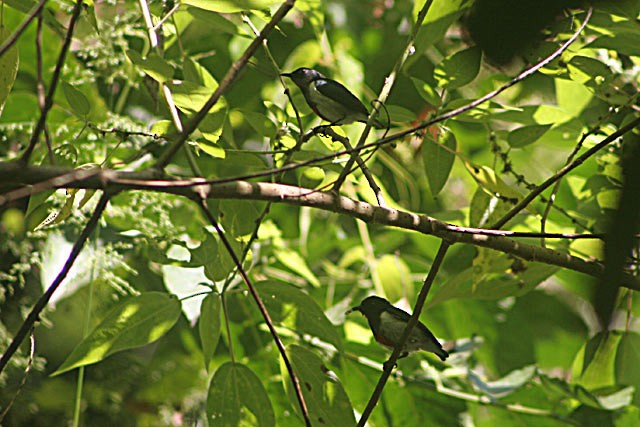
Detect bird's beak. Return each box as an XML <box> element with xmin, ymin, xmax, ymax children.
<box><xmin>345</xmin><ymin>305</ymin><xmax>361</xmax><ymax>315</ymax></box>
<box><xmin>280</xmin><ymin>72</ymin><xmax>291</xmax><ymax>77</ymax></box>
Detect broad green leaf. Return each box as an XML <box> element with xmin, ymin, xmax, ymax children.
<box><xmin>434</xmin><ymin>46</ymin><xmax>482</xmax><ymax>89</ymax></box>
<box><xmin>53</xmin><ymin>292</ymin><xmax>181</xmax><ymax>375</ymax></box>
<box><xmin>411</xmin><ymin>77</ymin><xmax>442</xmax><ymax>107</ymax></box>
<box><xmin>574</xmin><ymin>331</ymin><xmax>622</xmax><ymax>390</ymax></box>
<box><xmin>507</xmin><ymin>124</ymin><xmax>552</xmax><ymax>148</ymax></box>
<box><xmin>183</xmin><ymin>57</ymin><xmax>218</xmax><ymax>89</ymax></box>
<box><xmin>596</xmin><ymin>189</ymin><xmax>621</xmax><ymax>210</ymax></box>
<box><xmin>199</xmin><ymin>292</ymin><xmax>222</xmax><ymax>371</ymax></box>
<box><xmin>413</xmin><ymin>0</ymin><xmax>471</xmax><ymax>53</ymax></box>
<box><xmin>207</xmin><ymin>362</ymin><xmax>275</xmax><ymax>427</ymax></box>
<box><xmin>258</xmin><ymin>282</ymin><xmax>342</xmax><ymax>350</ymax></box>
<box><xmin>62</xmin><ymin>82</ymin><xmax>91</xmax><ymax>117</ymax></box>
<box><xmin>423</xmin><ymin>129</ymin><xmax>456</xmax><ymax>195</ymax></box>
<box><xmin>469</xmin><ymin>187</ymin><xmax>511</xmax><ymax>228</ymax></box>
<box><xmin>239</xmin><ymin>110</ymin><xmax>276</xmax><ymax>137</ymax></box>
<box><xmin>274</xmin><ymin>249</ymin><xmax>320</xmax><ymax>287</ymax></box>
<box><xmin>0</xmin><ymin>27</ymin><xmax>19</xmax><ymax>114</ymax></box>
<box><xmin>126</xmin><ymin>50</ymin><xmax>174</xmax><ymax>83</ymax></box>
<box><xmin>568</xmin><ymin>56</ymin><xmax>612</xmax><ymax>86</ymax></box>
<box><xmin>374</xmin><ymin>254</ymin><xmax>413</xmax><ymax>304</ymax></box>
<box><xmin>587</xmin><ymin>33</ymin><xmax>640</xmax><ymax>57</ymax></box>
<box><xmin>281</xmin><ymin>345</ymin><xmax>355</xmax><ymax>426</ymax></box>
<box><xmin>184</xmin><ymin>0</ymin><xmax>280</xmax><ymax>13</ymax></box>
<box><xmin>615</xmin><ymin>332</ymin><xmax>640</xmax><ymax>405</ymax></box>
<box><xmin>189</xmin><ymin>232</ymin><xmax>239</xmax><ymax>282</ymax></box>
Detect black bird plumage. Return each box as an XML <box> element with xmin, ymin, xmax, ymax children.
<box><xmin>281</xmin><ymin>67</ymin><xmax>384</xmax><ymax>128</ymax></box>
<box><xmin>347</xmin><ymin>296</ymin><xmax>448</xmax><ymax>361</ymax></box>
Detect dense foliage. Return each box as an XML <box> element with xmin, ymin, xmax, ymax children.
<box><xmin>1</xmin><ymin>0</ymin><xmax>639</xmax><ymax>426</ymax></box>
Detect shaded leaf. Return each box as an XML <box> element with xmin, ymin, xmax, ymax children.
<box><xmin>274</xmin><ymin>249</ymin><xmax>320</xmax><ymax>287</ymax></box>
<box><xmin>62</xmin><ymin>82</ymin><xmax>91</xmax><ymax>117</ymax></box>
<box><xmin>207</xmin><ymin>362</ymin><xmax>275</xmax><ymax>427</ymax></box>
<box><xmin>258</xmin><ymin>282</ymin><xmax>342</xmax><ymax>351</ymax></box>
<box><xmin>507</xmin><ymin>124</ymin><xmax>552</xmax><ymax>148</ymax></box>
<box><xmin>434</xmin><ymin>46</ymin><xmax>482</xmax><ymax>89</ymax></box>
<box><xmin>281</xmin><ymin>345</ymin><xmax>355</xmax><ymax>426</ymax></box>
<box><xmin>423</xmin><ymin>129</ymin><xmax>456</xmax><ymax>195</ymax></box>
<box><xmin>199</xmin><ymin>292</ymin><xmax>222</xmax><ymax>371</ymax></box>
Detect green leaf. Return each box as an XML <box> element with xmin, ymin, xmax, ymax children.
<box><xmin>0</xmin><ymin>27</ymin><xmax>19</xmax><ymax>114</ymax></box>
<box><xmin>206</xmin><ymin>362</ymin><xmax>275</xmax><ymax>427</ymax></box>
<box><xmin>616</xmin><ymin>332</ymin><xmax>640</xmax><ymax>405</ymax></box>
<box><xmin>53</xmin><ymin>292</ymin><xmax>181</xmax><ymax>375</ymax></box>
<box><xmin>411</xmin><ymin>77</ymin><xmax>442</xmax><ymax>106</ymax></box>
<box><xmin>423</xmin><ymin>129</ymin><xmax>456</xmax><ymax>195</ymax></box>
<box><xmin>239</xmin><ymin>110</ymin><xmax>276</xmax><ymax>137</ymax></box>
<box><xmin>434</xmin><ymin>46</ymin><xmax>482</xmax><ymax>89</ymax></box>
<box><xmin>375</xmin><ymin>254</ymin><xmax>413</xmax><ymax>304</ymax></box>
<box><xmin>507</xmin><ymin>124</ymin><xmax>552</xmax><ymax>148</ymax></box>
<box><xmin>199</xmin><ymin>292</ymin><xmax>222</xmax><ymax>371</ymax></box>
<box><xmin>281</xmin><ymin>345</ymin><xmax>356</xmax><ymax>426</ymax></box>
<box><xmin>258</xmin><ymin>282</ymin><xmax>342</xmax><ymax>351</ymax></box>
<box><xmin>183</xmin><ymin>0</ymin><xmax>280</xmax><ymax>13</ymax></box>
<box><xmin>464</xmin><ymin>161</ymin><xmax>524</xmax><ymax>203</ymax></box>
<box><xmin>413</xmin><ymin>0</ymin><xmax>471</xmax><ymax>53</ymax></box>
<box><xmin>126</xmin><ymin>50</ymin><xmax>174</xmax><ymax>83</ymax></box>
<box><xmin>274</xmin><ymin>249</ymin><xmax>320</xmax><ymax>287</ymax></box>
<box><xmin>189</xmin><ymin>232</ymin><xmax>239</xmax><ymax>282</ymax></box>
<box><xmin>587</xmin><ymin>33</ymin><xmax>640</xmax><ymax>57</ymax></box>
<box><xmin>574</xmin><ymin>331</ymin><xmax>622</xmax><ymax>390</ymax></box>
<box><xmin>62</xmin><ymin>82</ymin><xmax>91</xmax><ymax>117</ymax></box>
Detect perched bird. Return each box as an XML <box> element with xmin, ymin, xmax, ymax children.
<box><xmin>347</xmin><ymin>296</ymin><xmax>449</xmax><ymax>361</ymax></box>
<box><xmin>281</xmin><ymin>67</ymin><xmax>385</xmax><ymax>128</ymax></box>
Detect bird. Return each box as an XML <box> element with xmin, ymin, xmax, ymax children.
<box><xmin>281</xmin><ymin>67</ymin><xmax>385</xmax><ymax>128</ymax></box>
<box><xmin>346</xmin><ymin>295</ymin><xmax>449</xmax><ymax>361</ymax></box>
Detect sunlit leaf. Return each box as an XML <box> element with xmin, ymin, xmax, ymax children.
<box><xmin>53</xmin><ymin>292</ymin><xmax>181</xmax><ymax>375</ymax></box>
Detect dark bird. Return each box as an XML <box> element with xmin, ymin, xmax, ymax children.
<box><xmin>347</xmin><ymin>295</ymin><xmax>449</xmax><ymax>361</ymax></box>
<box><xmin>281</xmin><ymin>67</ymin><xmax>385</xmax><ymax>128</ymax></box>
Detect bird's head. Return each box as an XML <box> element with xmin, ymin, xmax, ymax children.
<box><xmin>346</xmin><ymin>295</ymin><xmax>392</xmax><ymax>319</ymax></box>
<box><xmin>281</xmin><ymin>67</ymin><xmax>325</xmax><ymax>87</ymax></box>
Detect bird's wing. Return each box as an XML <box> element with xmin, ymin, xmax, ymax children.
<box><xmin>314</xmin><ymin>79</ymin><xmax>370</xmax><ymax>117</ymax></box>
<box><xmin>387</xmin><ymin>306</ymin><xmax>440</xmax><ymax>342</ymax></box>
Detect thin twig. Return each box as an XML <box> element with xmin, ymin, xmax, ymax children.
<box><xmin>0</xmin><ymin>328</ymin><xmax>35</xmax><ymax>422</ymax></box>
<box><xmin>0</xmin><ymin>193</ymin><xmax>111</xmax><ymax>375</ymax></box>
<box><xmin>491</xmin><ymin>115</ymin><xmax>640</xmax><ymax>229</ymax></box>
<box><xmin>196</xmin><ymin>198</ymin><xmax>311</xmax><ymax>426</ymax></box>
<box><xmin>35</xmin><ymin>12</ymin><xmax>54</xmax><ymax>164</ymax></box>
<box><xmin>20</xmin><ymin>0</ymin><xmax>84</xmax><ymax>164</ymax></box>
<box><xmin>155</xmin><ymin>0</ymin><xmax>296</xmax><ymax>169</ymax></box>
<box><xmin>332</xmin><ymin>0</ymin><xmax>434</xmax><ymax>192</ymax></box>
<box><xmin>0</xmin><ymin>0</ymin><xmax>48</xmax><ymax>58</ymax></box>
<box><xmin>357</xmin><ymin>240</ymin><xmax>451</xmax><ymax>426</ymax></box>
